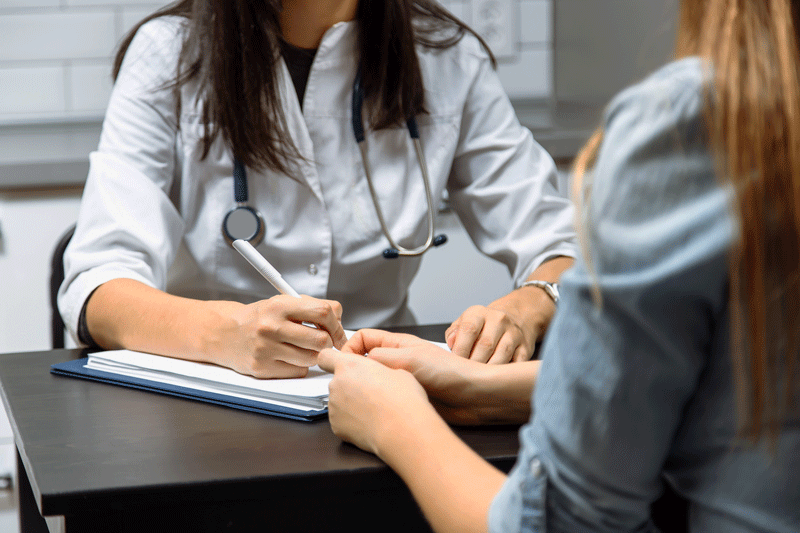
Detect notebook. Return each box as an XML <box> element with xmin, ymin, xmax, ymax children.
<box><xmin>51</xmin><ymin>352</ymin><xmax>331</xmax><ymax>421</ymax></box>
<box><xmin>50</xmin><ymin>332</ymin><xmax>450</xmax><ymax>422</ymax></box>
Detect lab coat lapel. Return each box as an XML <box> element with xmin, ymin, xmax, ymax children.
<box><xmin>275</xmin><ymin>21</ymin><xmax>358</xmax><ymax>204</ymax></box>
<box><xmin>276</xmin><ymin>58</ymin><xmax>324</xmax><ymax>202</ymax></box>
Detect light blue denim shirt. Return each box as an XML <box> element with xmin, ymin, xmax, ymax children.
<box><xmin>489</xmin><ymin>57</ymin><xmax>800</xmax><ymax>532</ymax></box>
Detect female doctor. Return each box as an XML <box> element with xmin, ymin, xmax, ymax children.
<box><xmin>58</xmin><ymin>0</ymin><xmax>576</xmax><ymax>378</ymax></box>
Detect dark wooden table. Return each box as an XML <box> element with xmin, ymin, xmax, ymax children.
<box><xmin>0</xmin><ymin>324</ymin><xmax>521</xmax><ymax>533</ymax></box>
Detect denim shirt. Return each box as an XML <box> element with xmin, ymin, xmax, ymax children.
<box><xmin>489</xmin><ymin>58</ymin><xmax>800</xmax><ymax>532</ymax></box>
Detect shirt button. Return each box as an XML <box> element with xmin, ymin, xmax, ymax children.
<box><xmin>308</xmin><ymin>264</ymin><xmax>318</xmax><ymax>276</ymax></box>
<box><xmin>530</xmin><ymin>458</ymin><xmax>542</xmax><ymax>477</ymax></box>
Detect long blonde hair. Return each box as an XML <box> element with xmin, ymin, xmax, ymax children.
<box><xmin>573</xmin><ymin>0</ymin><xmax>800</xmax><ymax>443</ymax></box>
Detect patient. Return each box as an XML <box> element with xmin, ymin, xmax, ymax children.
<box><xmin>318</xmin><ymin>0</ymin><xmax>800</xmax><ymax>531</ymax></box>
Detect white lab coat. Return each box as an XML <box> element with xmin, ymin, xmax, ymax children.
<box><xmin>59</xmin><ymin>16</ymin><xmax>576</xmax><ymax>338</ymax></box>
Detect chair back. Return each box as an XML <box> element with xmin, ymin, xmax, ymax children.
<box><xmin>50</xmin><ymin>224</ymin><xmax>76</xmax><ymax>349</ymax></box>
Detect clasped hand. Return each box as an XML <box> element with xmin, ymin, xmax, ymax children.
<box><xmin>318</xmin><ymin>329</ymin><xmax>505</xmax><ymax>456</ymax></box>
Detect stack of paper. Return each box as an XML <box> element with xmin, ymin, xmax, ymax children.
<box><xmin>85</xmin><ymin>350</ymin><xmax>332</xmax><ymax>411</ymax></box>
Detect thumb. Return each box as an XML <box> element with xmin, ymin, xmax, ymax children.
<box><xmin>317</xmin><ymin>348</ymin><xmax>342</xmax><ymax>373</ymax></box>
<box><xmin>319</xmin><ymin>348</ymin><xmax>370</xmax><ymax>374</ymax></box>
<box><xmin>366</xmin><ymin>347</ymin><xmax>414</xmax><ymax>372</ymax></box>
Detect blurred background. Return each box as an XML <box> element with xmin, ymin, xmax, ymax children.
<box><xmin>0</xmin><ymin>0</ymin><xmax>678</xmax><ymax>529</ymax></box>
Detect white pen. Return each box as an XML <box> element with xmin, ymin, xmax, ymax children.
<box><xmin>232</xmin><ymin>239</ymin><xmax>301</xmax><ymax>298</ymax></box>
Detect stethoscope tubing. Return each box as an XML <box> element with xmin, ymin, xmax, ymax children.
<box><xmin>222</xmin><ymin>160</ymin><xmax>266</xmax><ymax>246</ymax></box>
<box><xmin>225</xmin><ymin>68</ymin><xmax>446</xmax><ymax>257</ymax></box>
<box><xmin>351</xmin><ymin>69</ymin><xmax>443</xmax><ymax>258</ymax></box>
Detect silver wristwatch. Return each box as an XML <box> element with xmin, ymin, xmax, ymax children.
<box><xmin>521</xmin><ymin>280</ymin><xmax>560</xmax><ymax>304</ymax></box>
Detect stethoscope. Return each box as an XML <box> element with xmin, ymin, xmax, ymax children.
<box><xmin>222</xmin><ymin>70</ymin><xmax>447</xmax><ymax>259</ymax></box>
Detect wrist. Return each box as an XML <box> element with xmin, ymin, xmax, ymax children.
<box><xmin>195</xmin><ymin>300</ymin><xmax>245</xmax><ymax>363</ymax></box>
<box><xmin>490</xmin><ymin>289</ymin><xmax>552</xmax><ymax>342</ymax></box>
<box><xmin>466</xmin><ymin>363</ymin><xmax>504</xmax><ymax>405</ymax></box>
<box><xmin>520</xmin><ymin>280</ymin><xmax>559</xmax><ymax>305</ymax></box>
<box><xmin>374</xmin><ymin>401</ymin><xmax>444</xmax><ymax>464</ymax></box>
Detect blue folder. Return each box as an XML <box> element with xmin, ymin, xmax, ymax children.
<box><xmin>50</xmin><ymin>357</ymin><xmax>328</xmax><ymax>422</ymax></box>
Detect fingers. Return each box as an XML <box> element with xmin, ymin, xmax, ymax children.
<box><xmin>512</xmin><ymin>344</ymin><xmax>532</xmax><ymax>362</ymax></box>
<box><xmin>268</xmin><ymin>295</ymin><xmax>347</xmax><ymax>350</ymax></box>
<box><xmin>469</xmin><ymin>320</ymin><xmax>506</xmax><ymax>363</ymax></box>
<box><xmin>267</xmin><ymin>359</ymin><xmax>311</xmax><ymax>379</ymax></box>
<box><xmin>275</xmin><ymin>345</ymin><xmax>320</xmax><ymax>368</ymax></box>
<box><xmin>365</xmin><ymin>347</ymin><xmax>414</xmax><ymax>370</ymax></box>
<box><xmin>448</xmin><ymin>307</ymin><xmax>486</xmax><ymax>359</ymax></box>
<box><xmin>339</xmin><ymin>329</ymin><xmax>374</xmax><ymax>355</ymax></box>
<box><xmin>317</xmin><ymin>347</ymin><xmax>340</xmax><ymax>373</ymax></box>
<box><xmin>486</xmin><ymin>332</ymin><xmax>518</xmax><ymax>364</ymax></box>
<box><xmin>323</xmin><ymin>299</ymin><xmax>344</xmax><ymax>321</ymax></box>
<box><xmin>448</xmin><ymin>306</ymin><xmax>531</xmax><ymax>364</ymax></box>
<box><xmin>321</xmin><ymin>299</ymin><xmax>348</xmax><ymax>349</ymax></box>
<box><xmin>318</xmin><ymin>347</ymin><xmax>382</xmax><ymax>375</ymax></box>
<box><xmin>295</xmin><ymin>296</ymin><xmax>348</xmax><ymax>349</ymax></box>
<box><xmin>445</xmin><ymin>320</ymin><xmax>458</xmax><ymax>349</ymax></box>
<box><xmin>241</xmin><ymin>335</ymin><xmax>318</xmax><ymax>376</ymax></box>
<box><xmin>341</xmin><ymin>329</ymin><xmax>425</xmax><ymax>355</ymax></box>
<box><xmin>241</xmin><ymin>357</ymin><xmax>310</xmax><ymax>379</ymax></box>
<box><xmin>263</xmin><ymin>320</ymin><xmax>333</xmax><ymax>353</ymax></box>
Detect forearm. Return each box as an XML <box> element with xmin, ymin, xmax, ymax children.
<box><xmin>85</xmin><ymin>278</ymin><xmax>239</xmax><ymax>363</ymax></box>
<box><xmin>526</xmin><ymin>256</ymin><xmax>575</xmax><ymax>284</ymax></box>
<box><xmin>445</xmin><ymin>360</ymin><xmax>539</xmax><ymax>425</ymax></box>
<box><xmin>377</xmin><ymin>408</ymin><xmax>507</xmax><ymax>533</ymax></box>
<box><xmin>479</xmin><ymin>360</ymin><xmax>539</xmax><ymax>420</ymax></box>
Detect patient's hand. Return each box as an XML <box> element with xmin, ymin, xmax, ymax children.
<box><xmin>339</xmin><ymin>329</ymin><xmax>517</xmax><ymax>425</ymax></box>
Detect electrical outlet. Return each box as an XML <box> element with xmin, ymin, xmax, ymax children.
<box><xmin>470</xmin><ymin>0</ymin><xmax>517</xmax><ymax>60</ymax></box>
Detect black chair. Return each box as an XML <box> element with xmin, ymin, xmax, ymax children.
<box><xmin>50</xmin><ymin>224</ymin><xmax>76</xmax><ymax>349</ymax></box>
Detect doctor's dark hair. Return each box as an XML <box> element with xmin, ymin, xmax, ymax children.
<box><xmin>112</xmin><ymin>0</ymin><xmax>494</xmax><ymax>175</ymax></box>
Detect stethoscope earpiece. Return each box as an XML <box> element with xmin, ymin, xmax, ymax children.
<box><xmin>433</xmin><ymin>234</ymin><xmax>447</xmax><ymax>247</ymax></box>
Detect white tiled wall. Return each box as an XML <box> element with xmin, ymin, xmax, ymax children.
<box><xmin>0</xmin><ymin>0</ymin><xmax>551</xmax><ymax>125</ymax></box>
<box><xmin>0</xmin><ymin>1</ymin><xmax>162</xmax><ymax>124</ymax></box>
<box><xmin>442</xmin><ymin>0</ymin><xmax>552</xmax><ymax>99</ymax></box>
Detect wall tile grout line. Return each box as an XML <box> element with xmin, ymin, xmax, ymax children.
<box><xmin>0</xmin><ymin>0</ymin><xmax>553</xmax><ymax>124</ymax></box>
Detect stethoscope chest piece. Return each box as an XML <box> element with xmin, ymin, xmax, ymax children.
<box><xmin>223</xmin><ymin>159</ymin><xmax>266</xmax><ymax>246</ymax></box>
<box><xmin>222</xmin><ymin>204</ymin><xmax>265</xmax><ymax>246</ymax></box>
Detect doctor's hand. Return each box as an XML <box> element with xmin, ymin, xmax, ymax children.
<box><xmin>445</xmin><ymin>305</ymin><xmax>537</xmax><ymax>364</ymax></box>
<box><xmin>446</xmin><ymin>288</ymin><xmax>555</xmax><ymax>364</ymax></box>
<box><xmin>446</xmin><ymin>259</ymin><xmax>573</xmax><ymax>364</ymax></box>
<box><xmin>318</xmin><ymin>346</ymin><xmax>439</xmax><ymax>458</ymax></box>
<box><xmin>208</xmin><ymin>295</ymin><xmax>347</xmax><ymax>379</ymax></box>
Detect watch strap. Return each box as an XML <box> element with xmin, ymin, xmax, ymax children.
<box><xmin>521</xmin><ymin>280</ymin><xmax>560</xmax><ymax>304</ymax></box>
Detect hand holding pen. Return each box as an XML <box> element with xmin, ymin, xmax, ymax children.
<box><xmin>232</xmin><ymin>240</ymin><xmax>347</xmax><ymax>369</ymax></box>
